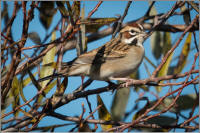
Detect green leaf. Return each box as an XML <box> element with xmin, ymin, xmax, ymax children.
<box><xmin>181</xmin><ymin>5</ymin><xmax>190</xmax><ymax>25</ymax></box>
<box><xmin>81</xmin><ymin>17</ymin><xmax>119</xmax><ymax>33</ymax></box>
<box><xmin>78</xmin><ymin>123</ymin><xmax>92</xmax><ymax>132</ymax></box>
<box><xmin>111</xmin><ymin>87</ymin><xmax>130</xmax><ymax>121</ymax></box>
<box><xmin>76</xmin><ymin>5</ymin><xmax>87</xmax><ymax>56</ymax></box>
<box><xmin>150</xmin><ymin>31</ymin><xmax>163</xmax><ymax>59</ymax></box>
<box><xmin>38</xmin><ymin>31</ymin><xmax>57</xmax><ymax>103</ymax></box>
<box><xmin>147</xmin><ymin>115</ymin><xmax>176</xmax><ymax>126</ymax></box>
<box><xmin>80</xmin><ymin>6</ymin><xmax>87</xmax><ymax>52</ymax></box>
<box><xmin>145</xmin><ymin>115</ymin><xmax>176</xmax><ymax>132</ymax></box>
<box><xmin>40</xmin><ymin>31</ymin><xmax>56</xmax><ymax>88</ymax></box>
<box><xmin>156</xmin><ymin>32</ymin><xmax>173</xmax><ymax>92</ymax></box>
<box><xmin>39</xmin><ymin>2</ymin><xmax>57</xmax><ymax>29</ymax></box>
<box><xmin>72</xmin><ymin>1</ymin><xmax>80</xmax><ymax>21</ymax></box>
<box><xmin>97</xmin><ymin>95</ymin><xmax>112</xmax><ymax>131</ymax></box>
<box><xmin>20</xmin><ymin>71</ymin><xmax>38</xmax><ymax>103</ymax></box>
<box><xmin>10</xmin><ymin>76</ymin><xmax>21</xmax><ymax>117</ymax></box>
<box><xmin>151</xmin><ymin>94</ymin><xmax>198</xmax><ymax>113</ymax></box>
<box><xmin>132</xmin><ymin>97</ymin><xmax>149</xmax><ymax>121</ymax></box>
<box><xmin>174</xmin><ymin>33</ymin><xmax>192</xmax><ymax>74</ymax></box>
<box><xmin>22</xmin><ymin>71</ymin><xmax>38</xmax><ymax>87</ymax></box>
<box><xmin>54</xmin><ymin>77</ymin><xmax>68</xmax><ymax>96</ymax></box>
<box><xmin>18</xmin><ymin>108</ymin><xmax>33</xmax><ymax>118</ymax></box>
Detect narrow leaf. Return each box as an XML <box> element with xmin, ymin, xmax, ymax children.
<box><xmin>72</xmin><ymin>1</ymin><xmax>80</xmax><ymax>21</ymax></box>
<box><xmin>10</xmin><ymin>76</ymin><xmax>21</xmax><ymax>117</ymax></box>
<box><xmin>38</xmin><ymin>31</ymin><xmax>57</xmax><ymax>103</ymax></box>
<box><xmin>39</xmin><ymin>2</ymin><xmax>57</xmax><ymax>29</ymax></box>
<box><xmin>132</xmin><ymin>97</ymin><xmax>149</xmax><ymax>121</ymax></box>
<box><xmin>40</xmin><ymin>31</ymin><xmax>56</xmax><ymax>88</ymax></box>
<box><xmin>156</xmin><ymin>32</ymin><xmax>173</xmax><ymax>92</ymax></box>
<box><xmin>111</xmin><ymin>87</ymin><xmax>130</xmax><ymax>121</ymax></box>
<box><xmin>82</xmin><ymin>17</ymin><xmax>119</xmax><ymax>33</ymax></box>
<box><xmin>181</xmin><ymin>5</ymin><xmax>190</xmax><ymax>25</ymax></box>
<box><xmin>174</xmin><ymin>33</ymin><xmax>192</xmax><ymax>74</ymax></box>
<box><xmin>151</xmin><ymin>94</ymin><xmax>198</xmax><ymax>113</ymax></box>
<box><xmin>150</xmin><ymin>31</ymin><xmax>163</xmax><ymax>59</ymax></box>
<box><xmin>97</xmin><ymin>95</ymin><xmax>112</xmax><ymax>131</ymax></box>
<box><xmin>28</xmin><ymin>32</ymin><xmax>41</xmax><ymax>45</ymax></box>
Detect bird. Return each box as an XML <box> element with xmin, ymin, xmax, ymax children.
<box><xmin>39</xmin><ymin>23</ymin><xmax>147</xmax><ymax>84</ymax></box>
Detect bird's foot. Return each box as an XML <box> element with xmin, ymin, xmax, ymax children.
<box><xmin>109</xmin><ymin>77</ymin><xmax>132</xmax><ymax>88</ymax></box>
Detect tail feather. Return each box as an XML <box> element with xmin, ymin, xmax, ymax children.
<box><xmin>38</xmin><ymin>60</ymin><xmax>76</xmax><ymax>82</ymax></box>
<box><xmin>38</xmin><ymin>73</ymin><xmax>66</xmax><ymax>82</ymax></box>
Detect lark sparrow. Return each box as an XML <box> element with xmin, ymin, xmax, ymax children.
<box><xmin>40</xmin><ymin>23</ymin><xmax>147</xmax><ymax>82</ymax></box>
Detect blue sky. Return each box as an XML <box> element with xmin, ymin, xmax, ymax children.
<box><xmin>1</xmin><ymin>1</ymin><xmax>199</xmax><ymax>132</ymax></box>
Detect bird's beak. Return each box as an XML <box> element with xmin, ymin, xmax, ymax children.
<box><xmin>141</xmin><ymin>31</ymin><xmax>148</xmax><ymax>40</ymax></box>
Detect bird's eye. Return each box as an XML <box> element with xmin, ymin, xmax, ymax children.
<box><xmin>130</xmin><ymin>29</ymin><xmax>134</xmax><ymax>33</ymax></box>
<box><xmin>129</xmin><ymin>29</ymin><xmax>136</xmax><ymax>35</ymax></box>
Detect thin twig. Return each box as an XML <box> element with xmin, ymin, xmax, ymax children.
<box><xmin>151</xmin><ymin>15</ymin><xmax>199</xmax><ymax>78</ymax></box>
<box><xmin>87</xmin><ymin>1</ymin><xmax>103</xmax><ymax>18</ymax></box>
<box><xmin>112</xmin><ymin>1</ymin><xmax>132</xmax><ymax>39</ymax></box>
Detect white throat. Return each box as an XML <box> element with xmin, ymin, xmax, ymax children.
<box><xmin>123</xmin><ymin>35</ymin><xmax>144</xmax><ymax>47</ymax></box>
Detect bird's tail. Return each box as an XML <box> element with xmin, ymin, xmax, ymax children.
<box><xmin>38</xmin><ymin>73</ymin><xmax>66</xmax><ymax>82</ymax></box>
<box><xmin>38</xmin><ymin>62</ymin><xmax>72</xmax><ymax>82</ymax></box>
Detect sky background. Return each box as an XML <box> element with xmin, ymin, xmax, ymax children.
<box><xmin>1</xmin><ymin>1</ymin><xmax>199</xmax><ymax>132</ymax></box>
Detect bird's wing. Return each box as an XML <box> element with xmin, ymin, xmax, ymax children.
<box><xmin>73</xmin><ymin>37</ymin><xmax>130</xmax><ymax>65</ymax></box>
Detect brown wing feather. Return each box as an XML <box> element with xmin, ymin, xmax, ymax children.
<box><xmin>73</xmin><ymin>35</ymin><xmax>131</xmax><ymax>65</ymax></box>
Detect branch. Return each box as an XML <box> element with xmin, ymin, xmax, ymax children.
<box><xmin>50</xmin><ymin>69</ymin><xmax>198</xmax><ymax>109</ymax></box>
<box><xmin>151</xmin><ymin>15</ymin><xmax>199</xmax><ymax>78</ymax></box>
<box><xmin>112</xmin><ymin>1</ymin><xmax>132</xmax><ymax>38</ymax></box>
<box><xmin>87</xmin><ymin>1</ymin><xmax>103</xmax><ymax>18</ymax></box>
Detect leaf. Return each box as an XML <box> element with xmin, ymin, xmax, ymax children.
<box><xmin>132</xmin><ymin>97</ymin><xmax>149</xmax><ymax>121</ymax></box>
<box><xmin>56</xmin><ymin>2</ymin><xmax>68</xmax><ymax>17</ymax></box>
<box><xmin>38</xmin><ymin>31</ymin><xmax>57</xmax><ymax>103</ymax></box>
<box><xmin>80</xmin><ymin>6</ymin><xmax>87</xmax><ymax>52</ymax></box>
<box><xmin>145</xmin><ymin>115</ymin><xmax>176</xmax><ymax>132</ymax></box>
<box><xmin>10</xmin><ymin>76</ymin><xmax>21</xmax><ymax>117</ymax></box>
<box><xmin>37</xmin><ymin>80</ymin><xmax>57</xmax><ymax>104</ymax></box>
<box><xmin>81</xmin><ymin>17</ymin><xmax>119</xmax><ymax>33</ymax></box>
<box><xmin>111</xmin><ymin>87</ymin><xmax>130</xmax><ymax>121</ymax></box>
<box><xmin>151</xmin><ymin>94</ymin><xmax>198</xmax><ymax>113</ymax></box>
<box><xmin>54</xmin><ymin>77</ymin><xmax>68</xmax><ymax>96</ymax></box>
<box><xmin>174</xmin><ymin>33</ymin><xmax>192</xmax><ymax>74</ymax></box>
<box><xmin>28</xmin><ymin>32</ymin><xmax>41</xmax><ymax>45</ymax></box>
<box><xmin>40</xmin><ymin>31</ymin><xmax>56</xmax><ymax>88</ymax></box>
<box><xmin>147</xmin><ymin>115</ymin><xmax>176</xmax><ymax>126</ymax></box>
<box><xmin>76</xmin><ymin>5</ymin><xmax>87</xmax><ymax>56</ymax></box>
<box><xmin>22</xmin><ymin>71</ymin><xmax>38</xmax><ymax>87</ymax></box>
<box><xmin>150</xmin><ymin>31</ymin><xmax>163</xmax><ymax>59</ymax></box>
<box><xmin>39</xmin><ymin>2</ymin><xmax>57</xmax><ymax>29</ymax></box>
<box><xmin>72</xmin><ymin>1</ymin><xmax>80</xmax><ymax>21</ymax></box>
<box><xmin>78</xmin><ymin>123</ymin><xmax>92</xmax><ymax>132</ymax></box>
<box><xmin>97</xmin><ymin>95</ymin><xmax>112</xmax><ymax>131</ymax></box>
<box><xmin>20</xmin><ymin>71</ymin><xmax>38</xmax><ymax>103</ymax></box>
<box><xmin>181</xmin><ymin>5</ymin><xmax>190</xmax><ymax>25</ymax></box>
<box><xmin>156</xmin><ymin>32</ymin><xmax>173</xmax><ymax>92</ymax></box>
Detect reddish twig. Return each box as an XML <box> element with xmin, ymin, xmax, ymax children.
<box><xmin>180</xmin><ymin>115</ymin><xmax>199</xmax><ymax>127</ymax></box>
<box><xmin>87</xmin><ymin>1</ymin><xmax>103</xmax><ymax>18</ymax></box>
<box><xmin>119</xmin><ymin>53</ymin><xmax>199</xmax><ymax>131</ymax></box>
<box><xmin>151</xmin><ymin>15</ymin><xmax>199</xmax><ymax>78</ymax></box>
